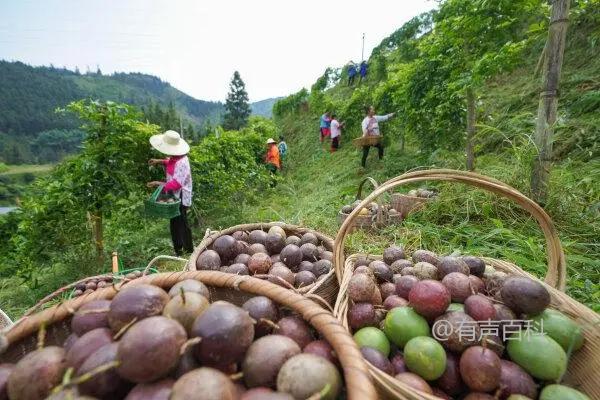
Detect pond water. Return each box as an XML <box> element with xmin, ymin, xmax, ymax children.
<box><xmin>0</xmin><ymin>207</ymin><xmax>17</xmax><ymax>215</ymax></box>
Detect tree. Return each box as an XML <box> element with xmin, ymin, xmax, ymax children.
<box><xmin>531</xmin><ymin>0</ymin><xmax>571</xmax><ymax>204</ymax></box>
<box><xmin>223</xmin><ymin>71</ymin><xmax>251</xmax><ymax>130</ymax></box>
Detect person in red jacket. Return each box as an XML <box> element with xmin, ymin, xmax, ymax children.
<box><xmin>265</xmin><ymin>138</ymin><xmax>281</xmax><ymax>172</ymax></box>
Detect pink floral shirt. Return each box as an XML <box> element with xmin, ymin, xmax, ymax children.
<box><xmin>161</xmin><ymin>156</ymin><xmax>192</xmax><ymax>206</ymax></box>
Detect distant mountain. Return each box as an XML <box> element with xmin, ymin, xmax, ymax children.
<box><xmin>251</xmin><ymin>97</ymin><xmax>281</xmax><ymax>118</ymax></box>
<box><xmin>0</xmin><ymin>61</ymin><xmax>223</xmax><ymax>136</ymax></box>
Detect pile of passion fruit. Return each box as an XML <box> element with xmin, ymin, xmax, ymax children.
<box><xmin>195</xmin><ymin>226</ymin><xmax>334</xmax><ymax>290</ymax></box>
<box><xmin>0</xmin><ymin>279</ymin><xmax>345</xmax><ymax>400</ymax></box>
<box><xmin>347</xmin><ymin>246</ymin><xmax>589</xmax><ymax>399</ymax></box>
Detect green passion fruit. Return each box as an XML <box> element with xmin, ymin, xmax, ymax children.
<box><xmin>383</xmin><ymin>307</ymin><xmax>430</xmax><ymax>348</ymax></box>
<box><xmin>403</xmin><ymin>336</ymin><xmax>447</xmax><ymax>381</ymax></box>
<box><xmin>353</xmin><ymin>327</ymin><xmax>391</xmax><ymax>357</ymax></box>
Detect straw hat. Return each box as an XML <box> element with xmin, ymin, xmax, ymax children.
<box><xmin>150</xmin><ymin>130</ymin><xmax>190</xmax><ymax>156</ymax></box>
<box><xmin>266</xmin><ymin>138</ymin><xmax>276</xmax><ymax>144</ymax></box>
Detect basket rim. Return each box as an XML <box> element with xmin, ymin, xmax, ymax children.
<box><xmin>333</xmin><ymin>169</ymin><xmax>567</xmax><ymax>290</ymax></box>
<box><xmin>4</xmin><ymin>271</ymin><xmax>378</xmax><ymax>400</ymax></box>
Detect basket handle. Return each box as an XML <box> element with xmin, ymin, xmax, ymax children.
<box><xmin>333</xmin><ymin>169</ymin><xmax>567</xmax><ymax>290</ymax></box>
<box><xmin>355</xmin><ymin>177</ymin><xmax>379</xmax><ymax>200</ymax></box>
<box><xmin>150</xmin><ymin>185</ymin><xmax>163</xmax><ymax>201</ymax></box>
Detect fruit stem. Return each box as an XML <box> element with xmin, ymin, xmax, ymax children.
<box><xmin>180</xmin><ymin>337</ymin><xmax>202</xmax><ymax>355</ymax></box>
<box><xmin>259</xmin><ymin>318</ymin><xmax>280</xmax><ymax>330</ymax></box>
<box><xmin>37</xmin><ymin>322</ymin><xmax>46</xmax><ymax>350</ymax></box>
<box><xmin>180</xmin><ymin>287</ymin><xmax>186</xmax><ymax>304</ymax></box>
<box><xmin>306</xmin><ymin>384</ymin><xmax>331</xmax><ymax>400</ymax></box>
<box><xmin>51</xmin><ymin>361</ymin><xmax>120</xmax><ymax>393</ymax></box>
<box><xmin>229</xmin><ymin>372</ymin><xmax>244</xmax><ymax>381</ymax></box>
<box><xmin>113</xmin><ymin>317</ymin><xmax>138</xmax><ymax>340</ymax></box>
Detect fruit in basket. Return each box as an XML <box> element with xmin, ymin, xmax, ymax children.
<box><xmin>171</xmin><ymin>367</ymin><xmax>238</xmax><ymax>400</ymax></box>
<box><xmin>195</xmin><ymin>250</ymin><xmax>221</xmax><ymax>271</ymax></box>
<box><xmin>390</xmin><ymin>259</ymin><xmax>413</xmax><ymax>274</ymax></box>
<box><xmin>242</xmin><ymin>388</ymin><xmax>294</xmax><ymax>400</ymax></box>
<box><xmin>300</xmin><ymin>243</ymin><xmax>319</xmax><ymax>262</ymax></box>
<box><xmin>540</xmin><ymin>384</ymin><xmax>591</xmax><ymax>400</ymax></box>
<box><xmin>163</xmin><ymin>292</ymin><xmax>210</xmax><ymax>334</ymax></box>
<box><xmin>7</xmin><ymin>346</ymin><xmax>67</xmax><ymax>400</ymax></box>
<box><xmin>435</xmin><ymin>353</ymin><xmax>465</xmax><ymax>396</ymax></box>
<box><xmin>300</xmin><ymin>232</ymin><xmax>319</xmax><ymax>246</ymax></box>
<box><xmin>266</xmin><ymin>233</ymin><xmax>287</xmax><ymax>255</ymax></box>
<box><xmin>277</xmin><ymin>354</ymin><xmax>341</xmax><ymax>400</ymax></box>
<box><xmin>279</xmin><ymin>244</ymin><xmax>302</xmax><ymax>268</ymax></box>
<box><xmin>434</xmin><ymin>312</ymin><xmax>480</xmax><ymax>353</ymax></box>
<box><xmin>341</xmin><ymin>205</ymin><xmax>353</xmax><ymax>214</ymax></box>
<box><xmin>192</xmin><ymin>302</ymin><xmax>255</xmax><ymax>366</ymax></box>
<box><xmin>313</xmin><ymin>259</ymin><xmax>332</xmax><ymax>277</ymax></box>
<box><xmin>285</xmin><ymin>235</ymin><xmax>301</xmax><ymax>246</ymax></box>
<box><xmin>242</xmin><ymin>335</ymin><xmax>301</xmax><ymax>388</ymax></box>
<box><xmin>125</xmin><ymin>378</ymin><xmax>174</xmax><ymax>400</ymax></box>
<box><xmin>234</xmin><ymin>253</ymin><xmax>251</xmax><ymax>266</ymax></box>
<box><xmin>224</xmin><ymin>263</ymin><xmax>250</xmax><ymax>275</ymax></box>
<box><xmin>277</xmin><ymin>316</ymin><xmax>313</xmax><ymax>349</ymax></box>
<box><xmin>303</xmin><ymin>340</ymin><xmax>337</xmax><ymax>365</ymax></box>
<box><xmin>408</xmin><ymin>280</ymin><xmax>451</xmax><ymax>319</ymax></box>
<box><xmin>383</xmin><ymin>246</ymin><xmax>405</xmax><ymax>265</ymax></box>
<box><xmin>442</xmin><ymin>272</ymin><xmax>472</xmax><ymax>302</ymax></box>
<box><xmin>242</xmin><ymin>296</ymin><xmax>279</xmax><ymax>338</ymax></box>
<box><xmin>437</xmin><ymin>256</ymin><xmax>470</xmax><ymax>277</ymax></box>
<box><xmin>353</xmin><ymin>327</ymin><xmax>390</xmax><ymax>357</ymax></box>
<box><xmin>412</xmin><ymin>261</ymin><xmax>439</xmax><ymax>280</ymax></box>
<box><xmin>268</xmin><ymin>226</ymin><xmax>287</xmax><ymax>239</ymax></box>
<box><xmin>348</xmin><ymin>303</ymin><xmax>377</xmax><ymax>330</ymax></box>
<box><xmin>249</xmin><ymin>230</ymin><xmax>268</xmax><ymax>245</ymax></box>
<box><xmin>464</xmin><ymin>294</ymin><xmax>496</xmax><ymax>321</ymax></box>
<box><xmin>268</xmin><ymin>265</ymin><xmax>295</xmax><ymax>287</ymax></box>
<box><xmin>404</xmin><ymin>336</ymin><xmax>447</xmax><ymax>380</ymax></box>
<box><xmin>360</xmin><ymin>347</ymin><xmax>394</xmax><ymax>375</ymax></box>
<box><xmin>108</xmin><ymin>284</ymin><xmax>170</xmax><ymax>332</ymax></box>
<box><xmin>462</xmin><ymin>256</ymin><xmax>486</xmax><ymax>277</ymax></box>
<box><xmin>168</xmin><ymin>279</ymin><xmax>210</xmax><ymax>299</ymax></box>
<box><xmin>248</xmin><ymin>253</ymin><xmax>272</xmax><ymax>274</ymax></box>
<box><xmin>348</xmin><ymin>273</ymin><xmax>376</xmax><ymax>303</ymax></box>
<box><xmin>212</xmin><ymin>235</ymin><xmax>238</xmax><ymax>261</ymax></box>
<box><xmin>248</xmin><ymin>243</ymin><xmax>268</xmax><ymax>255</ymax></box>
<box><xmin>78</xmin><ymin>342</ymin><xmax>128</xmax><ymax>398</ymax></box>
<box><xmin>383</xmin><ymin>295</ymin><xmax>408</xmax><ymax>310</ymax></box>
<box><xmin>394</xmin><ymin>372</ymin><xmax>433</xmax><ymax>394</ymax></box>
<box><xmin>529</xmin><ymin>309</ymin><xmax>584</xmax><ymax>351</ymax></box>
<box><xmin>380</xmin><ymin>282</ymin><xmax>396</xmax><ymax>299</ymax></box>
<box><xmin>501</xmin><ymin>276</ymin><xmax>550</xmax><ymax>315</ymax></box>
<box><xmin>395</xmin><ymin>275</ymin><xmax>418</xmax><ymax>299</ymax></box>
<box><xmin>459</xmin><ymin>346</ymin><xmax>501</xmax><ymax>392</ymax></box>
<box><xmin>412</xmin><ymin>249</ymin><xmax>440</xmax><ymax>266</ymax></box>
<box><xmin>383</xmin><ymin>307</ymin><xmax>430</xmax><ymax>348</ymax></box>
<box><xmin>506</xmin><ymin>331</ymin><xmax>567</xmax><ymax>381</ymax></box>
<box><xmin>71</xmin><ymin>299</ymin><xmax>111</xmax><ymax>336</ymax></box>
<box><xmin>66</xmin><ymin>327</ymin><xmax>113</xmax><ymax>371</ymax></box>
<box><xmin>369</xmin><ymin>260</ymin><xmax>393</xmax><ymax>283</ymax></box>
<box><xmin>498</xmin><ymin>360</ymin><xmax>538</xmax><ymax>399</ymax></box>
<box><xmin>295</xmin><ymin>271</ymin><xmax>316</xmax><ymax>287</ymax></box>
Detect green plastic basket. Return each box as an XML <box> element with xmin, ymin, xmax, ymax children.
<box><xmin>145</xmin><ymin>185</ymin><xmax>181</xmax><ymax>219</ymax></box>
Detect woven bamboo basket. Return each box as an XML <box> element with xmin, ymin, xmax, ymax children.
<box><xmin>0</xmin><ymin>309</ymin><xmax>12</xmax><ymax>330</ymax></box>
<box><xmin>0</xmin><ymin>271</ymin><xmax>378</xmax><ymax>400</ymax></box>
<box><xmin>390</xmin><ymin>193</ymin><xmax>431</xmax><ymax>218</ymax></box>
<box><xmin>187</xmin><ymin>222</ymin><xmax>339</xmax><ymax>305</ymax></box>
<box><xmin>353</xmin><ymin>135</ymin><xmax>382</xmax><ymax>148</ymax></box>
<box><xmin>333</xmin><ymin>169</ymin><xmax>599</xmax><ymax>399</ymax></box>
<box><xmin>19</xmin><ymin>255</ymin><xmax>187</xmax><ymax>318</ymax></box>
<box><xmin>338</xmin><ymin>177</ymin><xmax>386</xmax><ymax>231</ymax></box>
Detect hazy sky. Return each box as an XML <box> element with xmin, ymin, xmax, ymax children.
<box><xmin>0</xmin><ymin>1</ymin><xmax>434</xmax><ymax>102</ymax></box>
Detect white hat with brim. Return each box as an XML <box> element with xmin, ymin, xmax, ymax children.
<box><xmin>266</xmin><ymin>138</ymin><xmax>276</xmax><ymax>144</ymax></box>
<box><xmin>150</xmin><ymin>130</ymin><xmax>190</xmax><ymax>156</ymax></box>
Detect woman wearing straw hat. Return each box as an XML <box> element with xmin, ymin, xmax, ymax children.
<box><xmin>147</xmin><ymin>130</ymin><xmax>194</xmax><ymax>256</ymax></box>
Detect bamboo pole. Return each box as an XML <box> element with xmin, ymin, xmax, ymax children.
<box><xmin>531</xmin><ymin>0</ymin><xmax>571</xmax><ymax>204</ymax></box>
<box><xmin>466</xmin><ymin>86</ymin><xmax>476</xmax><ymax>171</ymax></box>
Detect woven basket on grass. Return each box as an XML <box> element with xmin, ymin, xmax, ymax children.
<box><xmin>187</xmin><ymin>222</ymin><xmax>339</xmax><ymax>305</ymax></box>
<box><xmin>19</xmin><ymin>255</ymin><xmax>187</xmax><ymax>318</ymax></box>
<box><xmin>333</xmin><ymin>169</ymin><xmax>599</xmax><ymax>399</ymax></box>
<box><xmin>0</xmin><ymin>271</ymin><xmax>378</xmax><ymax>400</ymax></box>
<box><xmin>353</xmin><ymin>135</ymin><xmax>382</xmax><ymax>148</ymax></box>
<box><xmin>338</xmin><ymin>177</ymin><xmax>387</xmax><ymax>231</ymax></box>
<box><xmin>390</xmin><ymin>193</ymin><xmax>431</xmax><ymax>218</ymax></box>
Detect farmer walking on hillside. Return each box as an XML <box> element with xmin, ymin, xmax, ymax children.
<box><xmin>361</xmin><ymin>106</ymin><xmax>395</xmax><ymax>168</ymax></box>
<box><xmin>319</xmin><ymin>111</ymin><xmax>331</xmax><ymax>142</ymax></box>
<box><xmin>278</xmin><ymin>135</ymin><xmax>288</xmax><ymax>169</ymax></box>
<box><xmin>347</xmin><ymin>61</ymin><xmax>357</xmax><ymax>86</ymax></box>
<box><xmin>359</xmin><ymin>61</ymin><xmax>368</xmax><ymax>83</ymax></box>
<box><xmin>265</xmin><ymin>138</ymin><xmax>281</xmax><ymax>186</ymax></box>
<box><xmin>147</xmin><ymin>130</ymin><xmax>193</xmax><ymax>256</ymax></box>
<box><xmin>330</xmin><ymin>114</ymin><xmax>344</xmax><ymax>152</ymax></box>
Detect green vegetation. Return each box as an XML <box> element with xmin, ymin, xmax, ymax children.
<box><xmin>223</xmin><ymin>71</ymin><xmax>252</xmax><ymax>130</ymax></box>
<box><xmin>0</xmin><ymin>0</ymin><xmax>598</xmax><ymax>321</ymax></box>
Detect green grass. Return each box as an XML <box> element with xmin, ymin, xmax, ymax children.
<box><xmin>0</xmin><ymin>164</ymin><xmax>54</xmax><ymax>176</ymax></box>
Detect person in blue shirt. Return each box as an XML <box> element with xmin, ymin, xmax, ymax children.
<box><xmin>347</xmin><ymin>62</ymin><xmax>357</xmax><ymax>86</ymax></box>
<box><xmin>319</xmin><ymin>112</ymin><xmax>331</xmax><ymax>142</ymax></box>
<box><xmin>359</xmin><ymin>61</ymin><xmax>368</xmax><ymax>83</ymax></box>
<box><xmin>278</xmin><ymin>135</ymin><xmax>288</xmax><ymax>170</ymax></box>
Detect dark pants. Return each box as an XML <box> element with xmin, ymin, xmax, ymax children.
<box><xmin>361</xmin><ymin>144</ymin><xmax>384</xmax><ymax>167</ymax></box>
<box><xmin>331</xmin><ymin>136</ymin><xmax>340</xmax><ymax>151</ymax></box>
<box><xmin>170</xmin><ymin>204</ymin><xmax>193</xmax><ymax>255</ymax></box>
<box><xmin>348</xmin><ymin>75</ymin><xmax>356</xmax><ymax>85</ymax></box>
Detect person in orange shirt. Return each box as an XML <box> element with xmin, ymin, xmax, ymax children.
<box><xmin>265</xmin><ymin>138</ymin><xmax>281</xmax><ymax>173</ymax></box>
